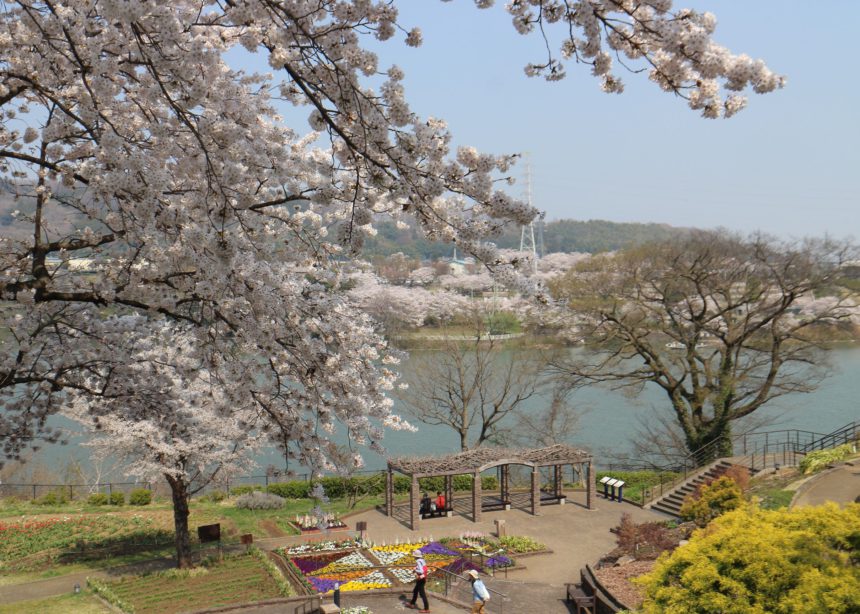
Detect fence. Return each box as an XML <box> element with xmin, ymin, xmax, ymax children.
<box><xmin>0</xmin><ymin>481</ymin><xmax>151</xmax><ymax>501</ymax></box>
<box><xmin>604</xmin><ymin>419</ymin><xmax>860</xmax><ymax>506</ymax></box>
<box><xmin>428</xmin><ymin>567</ymin><xmax>508</xmax><ymax>614</ymax></box>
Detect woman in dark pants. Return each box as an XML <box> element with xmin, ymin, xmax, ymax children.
<box><xmin>408</xmin><ymin>549</ymin><xmax>430</xmax><ymax>612</ymax></box>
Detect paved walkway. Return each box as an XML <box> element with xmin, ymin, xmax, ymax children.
<box><xmin>791</xmin><ymin>460</ymin><xmax>860</xmax><ymax>508</ymax></box>
<box><xmin>350</xmin><ymin>490</ymin><xmax>670</xmax><ymax>587</ymax></box>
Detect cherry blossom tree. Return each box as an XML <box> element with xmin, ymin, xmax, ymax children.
<box><xmin>1</xmin><ymin>0</ymin><xmax>782</xmax><ymax>471</ymax></box>
<box><xmin>64</xmin><ymin>323</ymin><xmax>263</xmax><ymax>568</ymax></box>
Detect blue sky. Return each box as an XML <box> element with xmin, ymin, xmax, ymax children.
<box><xmin>361</xmin><ymin>1</ymin><xmax>858</xmax><ymax>239</ymax></box>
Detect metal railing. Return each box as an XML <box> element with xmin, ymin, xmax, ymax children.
<box><xmin>798</xmin><ymin>421</ymin><xmax>858</xmax><ymax>452</ymax></box>
<box><xmin>427</xmin><ymin>567</ymin><xmax>508</xmax><ymax>614</ymax></box>
<box><xmin>633</xmin><ymin>419</ymin><xmax>860</xmax><ymax>506</ymax></box>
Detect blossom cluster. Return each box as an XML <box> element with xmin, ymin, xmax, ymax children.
<box><xmin>0</xmin><ymin>0</ymin><xmax>780</xmax><ymax>470</ymax></box>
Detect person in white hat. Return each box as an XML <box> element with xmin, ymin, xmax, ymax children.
<box><xmin>467</xmin><ymin>569</ymin><xmax>490</xmax><ymax>614</ymax></box>
<box><xmin>407</xmin><ymin>549</ymin><xmax>430</xmax><ymax>612</ymax></box>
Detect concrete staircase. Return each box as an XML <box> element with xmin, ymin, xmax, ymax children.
<box><xmin>647</xmin><ymin>459</ymin><xmax>734</xmax><ymax>517</ymax></box>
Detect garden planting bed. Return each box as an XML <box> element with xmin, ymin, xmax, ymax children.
<box><xmin>279</xmin><ymin>534</ymin><xmax>542</xmax><ymax>596</ymax></box>
<box><xmin>0</xmin><ymin>514</ymin><xmax>172</xmax><ymax>572</ymax></box>
<box><xmin>286</xmin><ymin>521</ymin><xmax>350</xmax><ymax>535</ymax></box>
<box><xmin>91</xmin><ymin>552</ymin><xmax>288</xmax><ymax>613</ymax></box>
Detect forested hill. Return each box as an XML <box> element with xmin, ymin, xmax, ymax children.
<box><xmin>363</xmin><ymin>218</ymin><xmax>689</xmax><ymax>259</ymax></box>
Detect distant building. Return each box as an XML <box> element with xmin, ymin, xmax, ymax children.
<box><xmin>839</xmin><ymin>260</ymin><xmax>860</xmax><ymax>279</ymax></box>
<box><xmin>448</xmin><ymin>258</ymin><xmax>468</xmax><ymax>276</ymax></box>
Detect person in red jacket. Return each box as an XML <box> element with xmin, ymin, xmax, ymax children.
<box><xmin>435</xmin><ymin>490</ymin><xmax>446</xmax><ymax>512</ymax></box>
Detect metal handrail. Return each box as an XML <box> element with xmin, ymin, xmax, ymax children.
<box><xmin>634</xmin><ymin>420</ymin><xmax>858</xmax><ymax>506</ymax></box>
<box><xmin>798</xmin><ymin>421</ymin><xmax>858</xmax><ymax>452</ymax></box>
<box><xmin>427</xmin><ymin>567</ymin><xmax>508</xmax><ymax>614</ymax></box>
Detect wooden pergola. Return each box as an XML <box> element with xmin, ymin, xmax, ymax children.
<box><xmin>385</xmin><ymin>444</ymin><xmax>594</xmax><ymax>530</ymax></box>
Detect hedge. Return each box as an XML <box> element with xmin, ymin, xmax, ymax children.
<box><xmin>87</xmin><ymin>493</ymin><xmax>109</xmax><ymax>506</ymax></box>
<box><xmin>247</xmin><ymin>474</ymin><xmax>500</xmax><ymax>500</ymax></box>
<box><xmin>129</xmin><ymin>488</ymin><xmax>152</xmax><ymax>506</ymax></box>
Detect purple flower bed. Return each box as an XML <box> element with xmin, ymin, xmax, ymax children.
<box><xmin>485</xmin><ymin>555</ymin><xmax>513</xmax><ymax>568</ymax></box>
<box><xmin>308</xmin><ymin>577</ymin><xmax>341</xmax><ymax>593</ymax></box>
<box><xmin>445</xmin><ymin>558</ymin><xmax>481</xmax><ymax>575</ymax></box>
<box><xmin>290</xmin><ymin>553</ymin><xmax>339</xmax><ymax>574</ymax></box>
<box><xmin>420</xmin><ymin>542</ymin><xmax>458</xmax><ymax>556</ymax></box>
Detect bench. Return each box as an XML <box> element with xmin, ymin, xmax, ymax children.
<box><xmin>566</xmin><ymin>583</ymin><xmax>595</xmax><ymax>614</ymax></box>
<box><xmin>420</xmin><ymin>506</ymin><xmax>453</xmax><ymax>519</ymax></box>
<box><xmin>481</xmin><ymin>498</ymin><xmax>512</xmax><ymax>512</ymax></box>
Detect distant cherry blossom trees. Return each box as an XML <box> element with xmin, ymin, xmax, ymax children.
<box><xmin>1</xmin><ymin>1</ymin><xmax>782</xmax><ymax>472</ymax></box>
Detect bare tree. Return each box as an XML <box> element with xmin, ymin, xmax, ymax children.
<box><xmin>506</xmin><ymin>387</ymin><xmax>581</xmax><ymax>448</ymax></box>
<box><xmin>396</xmin><ymin>325</ymin><xmax>549</xmax><ymax>451</ymax></box>
<box><xmin>549</xmin><ymin>231</ymin><xmax>856</xmax><ymax>464</ymax></box>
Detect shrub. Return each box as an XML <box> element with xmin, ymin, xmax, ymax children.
<box><xmin>800</xmin><ymin>444</ymin><xmax>854</xmax><ymax>474</ymax></box>
<box><xmin>205</xmin><ymin>490</ymin><xmax>227</xmax><ymax>503</ymax></box>
<box><xmin>266</xmin><ymin>481</ymin><xmax>311</xmax><ymax>499</ymax></box>
<box><xmin>87</xmin><ymin>493</ymin><xmax>109</xmax><ymax>506</ymax></box>
<box><xmin>230</xmin><ymin>485</ymin><xmax>263</xmax><ymax>497</ymax></box>
<box><xmin>638</xmin><ymin>503</ymin><xmax>860</xmax><ymax>613</ymax></box>
<box><xmin>235</xmin><ymin>491</ymin><xmax>285</xmax><ymax>510</ymax></box>
<box><xmin>109</xmin><ymin>492</ymin><xmax>125</xmax><ymax>506</ymax></box>
<box><xmin>614</xmin><ymin>513</ymin><xmax>676</xmax><ymax>559</ymax></box>
<box><xmin>722</xmin><ymin>465</ymin><xmax>750</xmax><ymax>491</ymax></box>
<box><xmin>418</xmin><ymin>475</ymin><xmax>499</xmax><ymax>492</ymax></box>
<box><xmin>129</xmin><ymin>489</ymin><xmax>152</xmax><ymax>506</ymax></box>
<box><xmin>34</xmin><ymin>491</ymin><xmax>67</xmax><ymax>506</ymax></box>
<box><xmin>680</xmin><ymin>476</ymin><xmax>743</xmax><ymax>527</ymax></box>
<box><xmin>497</xmin><ymin>535</ymin><xmax>546</xmax><ymax>553</ymax></box>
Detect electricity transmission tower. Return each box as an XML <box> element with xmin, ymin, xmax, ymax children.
<box><xmin>519</xmin><ymin>157</ymin><xmax>540</xmax><ymax>273</ymax></box>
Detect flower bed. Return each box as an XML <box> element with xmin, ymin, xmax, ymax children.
<box><xmin>291</xmin><ymin>513</ymin><xmax>348</xmax><ymax>533</ymax></box>
<box><xmin>284</xmin><ymin>539</ymin><xmax>358</xmax><ymax>556</ymax></box>
<box><xmin>285</xmin><ymin>548</ymin><xmax>386</xmax><ymax>593</ymax></box>
<box><xmin>281</xmin><ymin>537</ymin><xmax>530</xmax><ymax>595</ymax></box>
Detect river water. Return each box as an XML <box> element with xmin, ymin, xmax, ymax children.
<box><xmin>12</xmin><ymin>346</ymin><xmax>860</xmax><ymax>479</ymax></box>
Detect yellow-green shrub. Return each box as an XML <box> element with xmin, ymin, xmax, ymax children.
<box><xmin>638</xmin><ymin>503</ymin><xmax>860</xmax><ymax>614</ymax></box>
<box><xmin>799</xmin><ymin>444</ymin><xmax>854</xmax><ymax>474</ymax></box>
<box><xmin>679</xmin><ymin>476</ymin><xmax>743</xmax><ymax>527</ymax></box>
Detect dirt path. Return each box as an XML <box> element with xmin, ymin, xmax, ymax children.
<box><xmin>0</xmin><ymin>557</ymin><xmax>175</xmax><ymax>605</ymax></box>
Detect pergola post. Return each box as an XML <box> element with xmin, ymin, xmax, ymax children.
<box><xmin>586</xmin><ymin>460</ymin><xmax>594</xmax><ymax>510</ymax></box>
<box><xmin>531</xmin><ymin>469</ymin><xmax>540</xmax><ymax>515</ymax></box>
<box><xmin>410</xmin><ymin>476</ymin><xmax>420</xmax><ymax>530</ymax></box>
<box><xmin>472</xmin><ymin>471</ymin><xmax>482</xmax><ymax>522</ymax></box>
<box><xmin>501</xmin><ymin>465</ymin><xmax>509</xmax><ymax>503</ymax></box>
<box><xmin>553</xmin><ymin>465</ymin><xmax>561</xmax><ymax>498</ymax></box>
<box><xmin>385</xmin><ymin>468</ymin><xmax>393</xmax><ymax>517</ymax></box>
<box><xmin>445</xmin><ymin>474</ymin><xmax>453</xmax><ymax>513</ymax></box>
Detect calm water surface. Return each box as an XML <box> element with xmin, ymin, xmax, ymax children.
<box><xmin>20</xmin><ymin>346</ymin><xmax>860</xmax><ymax>476</ymax></box>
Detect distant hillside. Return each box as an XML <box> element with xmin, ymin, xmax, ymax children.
<box><xmin>364</xmin><ymin>218</ymin><xmax>689</xmax><ymax>259</ymax></box>
<box><xmin>536</xmin><ymin>219</ymin><xmax>687</xmax><ymax>254</ymax></box>
<box><xmin>1</xmin><ymin>182</ymin><xmax>688</xmax><ymax>258</ymax></box>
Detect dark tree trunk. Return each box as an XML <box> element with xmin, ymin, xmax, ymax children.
<box><xmin>687</xmin><ymin>424</ymin><xmax>733</xmax><ymax>466</ymax></box>
<box><xmin>166</xmin><ymin>474</ymin><xmax>193</xmax><ymax>569</ymax></box>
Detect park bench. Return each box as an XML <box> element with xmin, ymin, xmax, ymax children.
<box><xmin>481</xmin><ymin>496</ymin><xmax>512</xmax><ymax>511</ymax></box>
<box><xmin>566</xmin><ymin>583</ymin><xmax>595</xmax><ymax>614</ymax></box>
<box><xmin>421</xmin><ymin>505</ymin><xmax>454</xmax><ymax>519</ymax></box>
